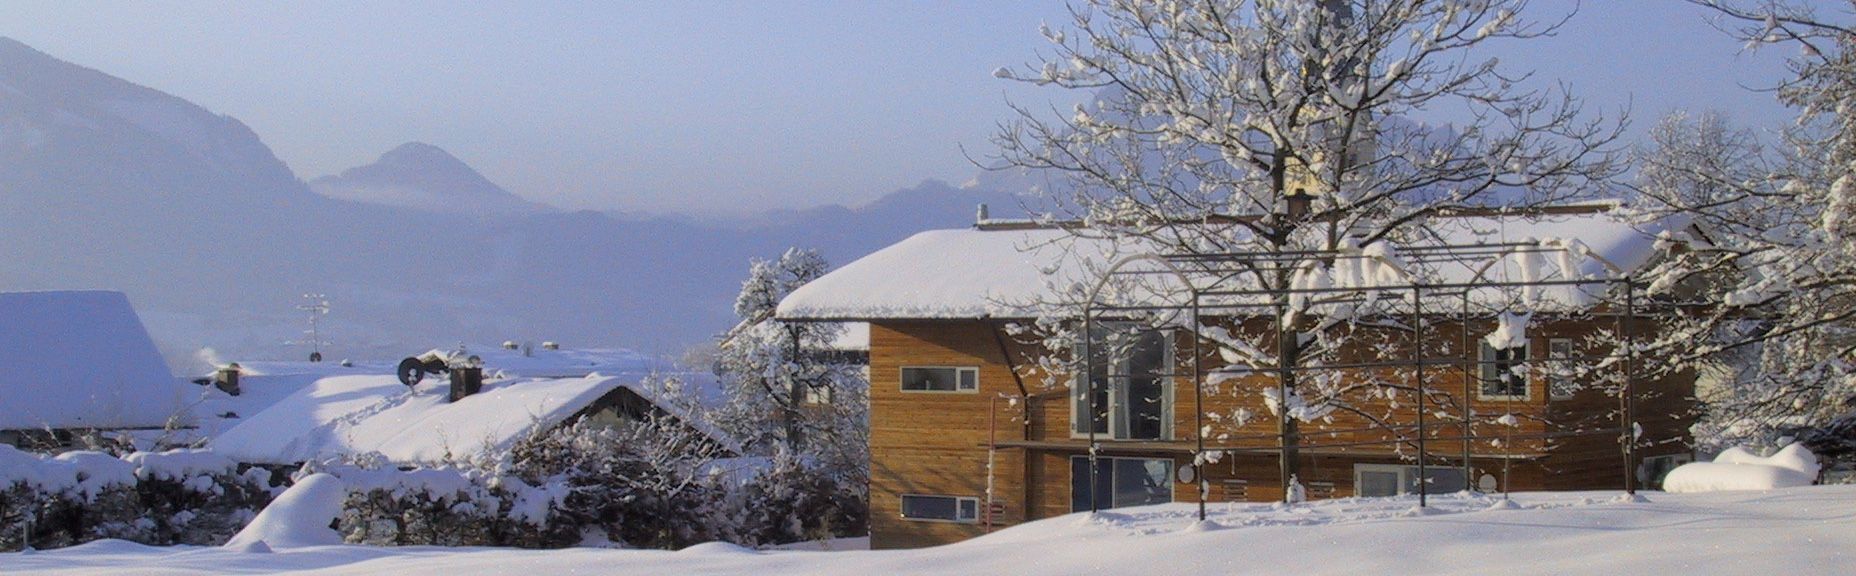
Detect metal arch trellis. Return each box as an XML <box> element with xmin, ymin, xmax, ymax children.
<box><xmin>1076</xmin><ymin>240</ymin><xmax>1643</xmax><ymax>521</ymax></box>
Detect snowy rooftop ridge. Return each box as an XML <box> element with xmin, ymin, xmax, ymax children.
<box><xmin>776</xmin><ymin>205</ymin><xmax>1686</xmax><ymax>321</ymax></box>
<box><xmin>0</xmin><ymin>290</ymin><xmax>180</xmax><ymax>430</ymax></box>
<box><xmin>209</xmin><ymin>370</ymin><xmax>720</xmax><ymax>466</ymax></box>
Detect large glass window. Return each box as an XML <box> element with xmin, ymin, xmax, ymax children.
<box><xmin>900</xmin><ymin>366</ymin><xmax>978</xmax><ymax>393</ymax></box>
<box><xmin>900</xmin><ymin>494</ymin><xmax>979</xmax><ymax>522</ymax></box>
<box><xmin>1479</xmin><ymin>343</ymin><xmax>1529</xmax><ymax>399</ymax></box>
<box><xmin>1072</xmin><ymin>327</ymin><xmax>1172</xmax><ymax>439</ymax></box>
<box><xmin>1070</xmin><ymin>456</ymin><xmax>1174</xmax><ymax>512</ymax></box>
<box><xmin>1353</xmin><ymin>464</ymin><xmax>1467</xmax><ymax>497</ymax></box>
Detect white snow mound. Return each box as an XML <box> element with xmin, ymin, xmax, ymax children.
<box><xmin>224</xmin><ymin>473</ymin><xmax>346</xmax><ymax>550</ymax></box>
<box><xmin>1662</xmin><ymin>443</ymin><xmax>1820</xmax><ymax>493</ymax></box>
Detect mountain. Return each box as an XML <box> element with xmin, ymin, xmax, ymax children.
<box><xmin>0</xmin><ymin>38</ymin><xmax>1028</xmax><ymax>371</ymax></box>
<box><xmin>310</xmin><ymin>142</ymin><xmax>551</xmax><ymax>217</ymax></box>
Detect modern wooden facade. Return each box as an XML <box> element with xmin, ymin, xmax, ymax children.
<box><xmin>857</xmin><ymin>317</ymin><xmax>1694</xmax><ymax>549</ymax></box>
<box><xmin>774</xmin><ymin>210</ymin><xmax>1699</xmax><ymax>549</ymax></box>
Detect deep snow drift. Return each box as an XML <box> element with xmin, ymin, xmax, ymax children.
<box><xmin>1663</xmin><ymin>443</ymin><xmax>1821</xmax><ymax>493</ymax></box>
<box><xmin>7</xmin><ymin>486</ymin><xmax>1851</xmax><ymax>576</ymax></box>
<box><xmin>222</xmin><ymin>473</ymin><xmax>345</xmax><ymax>551</ymax></box>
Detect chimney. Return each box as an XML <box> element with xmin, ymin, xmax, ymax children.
<box><xmin>1285</xmin><ymin>188</ymin><xmax>1312</xmax><ymax>221</ymax></box>
<box><xmin>448</xmin><ymin>355</ymin><xmax>484</xmax><ymax>402</ymax></box>
<box><xmin>214</xmin><ymin>363</ymin><xmax>242</xmax><ymax>397</ymax></box>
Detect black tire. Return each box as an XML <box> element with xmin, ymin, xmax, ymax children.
<box><xmin>397</xmin><ymin>357</ymin><xmax>426</xmax><ymax>387</ymax></box>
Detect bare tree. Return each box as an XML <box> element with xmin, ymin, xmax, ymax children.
<box><xmin>991</xmin><ymin>0</ymin><xmax>1626</xmax><ymax>491</ymax></box>
<box><xmin>1631</xmin><ymin>1</ymin><xmax>1856</xmax><ymax>451</ymax></box>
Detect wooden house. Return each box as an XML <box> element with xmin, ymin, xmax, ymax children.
<box><xmin>776</xmin><ymin>207</ymin><xmax>1699</xmax><ymax>549</ymax></box>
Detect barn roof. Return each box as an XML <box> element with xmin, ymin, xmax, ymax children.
<box><xmin>775</xmin><ymin>206</ymin><xmax>1688</xmax><ymax>321</ymax></box>
<box><xmin>0</xmin><ymin>291</ymin><xmax>180</xmax><ymax>430</ymax></box>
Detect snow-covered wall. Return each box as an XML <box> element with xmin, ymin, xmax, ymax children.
<box><xmin>0</xmin><ymin>290</ymin><xmax>180</xmax><ymax>430</ymax></box>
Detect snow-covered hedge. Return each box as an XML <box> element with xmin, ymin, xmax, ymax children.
<box><xmin>289</xmin><ymin>418</ymin><xmax>861</xmax><ymax>550</ymax></box>
<box><xmin>0</xmin><ymin>446</ymin><xmax>273</xmax><ymax>550</ymax></box>
<box><xmin>3</xmin><ymin>412</ymin><xmax>867</xmax><ymax>551</ymax></box>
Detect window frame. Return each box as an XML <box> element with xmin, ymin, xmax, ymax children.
<box><xmin>1478</xmin><ymin>342</ymin><xmax>1531</xmax><ymax>401</ymax></box>
<box><xmin>898</xmin><ymin>366</ymin><xmax>980</xmax><ymax>394</ymax></box>
<box><xmin>1352</xmin><ymin>464</ymin><xmax>1468</xmax><ymax>498</ymax></box>
<box><xmin>1547</xmin><ymin>338</ymin><xmax>1578</xmax><ymax>400</ymax></box>
<box><xmin>1069</xmin><ymin>326</ymin><xmax>1176</xmax><ymax>440</ymax></box>
<box><xmin>1638</xmin><ymin>454</ymin><xmax>1693</xmax><ymax>490</ymax></box>
<box><xmin>1068</xmin><ymin>455</ymin><xmax>1176</xmax><ymax>512</ymax></box>
<box><xmin>898</xmin><ymin>494</ymin><xmax>981</xmax><ymax>523</ymax></box>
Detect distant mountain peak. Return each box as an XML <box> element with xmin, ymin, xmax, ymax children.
<box><xmin>311</xmin><ymin>142</ymin><xmax>552</xmax><ymax>217</ymax></box>
<box><xmin>377</xmin><ymin>141</ymin><xmax>463</xmax><ymax>167</ymax></box>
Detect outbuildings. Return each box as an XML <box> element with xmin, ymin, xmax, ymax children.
<box><xmin>0</xmin><ymin>291</ymin><xmax>180</xmax><ymax>449</ymax></box>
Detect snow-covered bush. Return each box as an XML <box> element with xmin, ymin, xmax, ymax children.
<box><xmin>501</xmin><ymin>416</ymin><xmax>727</xmax><ymax>549</ymax></box>
<box><xmin>0</xmin><ymin>446</ymin><xmax>274</xmax><ymax>551</ymax></box>
<box><xmin>123</xmin><ymin>450</ymin><xmax>272</xmax><ymax>545</ymax></box>
<box><xmin>306</xmin><ymin>458</ymin><xmax>507</xmax><ymax>547</ymax></box>
<box><xmin>710</xmin><ymin>247</ymin><xmax>871</xmax><ymax>545</ymax></box>
<box><xmin>728</xmin><ymin>450</ymin><xmax>867</xmax><ymax>547</ymax></box>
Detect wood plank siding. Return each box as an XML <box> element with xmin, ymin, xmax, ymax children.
<box><xmin>866</xmin><ymin>318</ymin><xmax>1696</xmax><ymax>549</ymax></box>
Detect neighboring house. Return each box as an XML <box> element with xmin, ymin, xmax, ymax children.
<box><xmin>775</xmin><ymin>206</ymin><xmax>1699</xmax><ymax>549</ymax></box>
<box><xmin>209</xmin><ymin>365</ymin><xmax>731</xmax><ymax>467</ymax></box>
<box><xmin>0</xmin><ymin>291</ymin><xmax>182</xmax><ymax>450</ymax></box>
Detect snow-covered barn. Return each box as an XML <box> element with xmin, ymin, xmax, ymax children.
<box><xmin>776</xmin><ymin>205</ymin><xmax>1702</xmax><ymax>549</ymax></box>
<box><xmin>0</xmin><ymin>291</ymin><xmax>181</xmax><ymax>449</ymax></box>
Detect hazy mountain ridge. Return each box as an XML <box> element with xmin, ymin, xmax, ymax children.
<box><xmin>0</xmin><ymin>38</ymin><xmax>1028</xmax><ymax>369</ymax></box>
<box><xmin>310</xmin><ymin>142</ymin><xmax>552</xmax><ymax>218</ymax></box>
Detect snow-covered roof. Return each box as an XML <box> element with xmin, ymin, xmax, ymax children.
<box><xmin>210</xmin><ymin>370</ymin><xmax>722</xmax><ymax>465</ymax></box>
<box><xmin>175</xmin><ymin>345</ymin><xmax>679</xmax><ymax>444</ymax></box>
<box><xmin>0</xmin><ymin>291</ymin><xmax>180</xmax><ymax>430</ymax></box>
<box><xmin>776</xmin><ymin>208</ymin><xmax>1686</xmax><ymax>321</ymax></box>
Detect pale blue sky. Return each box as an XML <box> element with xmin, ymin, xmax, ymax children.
<box><xmin>0</xmin><ymin>1</ymin><xmax>1798</xmax><ymax>214</ymax></box>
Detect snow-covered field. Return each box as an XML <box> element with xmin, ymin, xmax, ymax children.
<box><xmin>7</xmin><ymin>486</ymin><xmax>1851</xmax><ymax>575</ymax></box>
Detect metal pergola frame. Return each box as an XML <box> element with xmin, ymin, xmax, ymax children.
<box><xmin>1073</xmin><ymin>241</ymin><xmax>1642</xmax><ymax>522</ymax></box>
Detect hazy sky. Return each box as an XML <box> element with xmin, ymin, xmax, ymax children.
<box><xmin>0</xmin><ymin>1</ymin><xmax>1800</xmax><ymax>215</ymax></box>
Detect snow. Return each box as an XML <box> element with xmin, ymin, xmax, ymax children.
<box><xmin>223</xmin><ymin>473</ymin><xmax>345</xmax><ymax>550</ymax></box>
<box><xmin>777</xmin><ymin>228</ymin><xmax>1083</xmax><ymax>320</ymax></box>
<box><xmin>0</xmin><ymin>446</ymin><xmax>138</xmax><ymax>501</ymax></box>
<box><xmin>1484</xmin><ymin>311</ymin><xmax>1531</xmax><ymax>350</ymax></box>
<box><xmin>0</xmin><ymin>291</ymin><xmax>181</xmax><ymax>430</ymax></box>
<box><xmin>171</xmin><ymin>346</ymin><xmax>681</xmax><ymax>450</ymax></box>
<box><xmin>209</xmin><ymin>369</ymin><xmax>722</xmax><ymax>465</ymax></box>
<box><xmin>1663</xmin><ymin>443</ymin><xmax>1821</xmax><ymax>493</ymax></box>
<box><xmin>124</xmin><ymin>449</ymin><xmax>237</xmax><ymax>481</ymax></box>
<box><xmin>7</xmin><ymin>486</ymin><xmax>1852</xmax><ymax>575</ymax></box>
<box><xmin>776</xmin><ymin>208</ymin><xmax>1687</xmax><ymax>321</ymax></box>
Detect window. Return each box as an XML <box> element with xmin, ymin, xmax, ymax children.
<box><xmin>1070</xmin><ymin>456</ymin><xmax>1174</xmax><ymax>512</ymax></box>
<box><xmin>1353</xmin><ymin>464</ymin><xmax>1467</xmax><ymax>498</ymax></box>
<box><xmin>900</xmin><ymin>494</ymin><xmax>979</xmax><ymax>522</ymax></box>
<box><xmin>1220</xmin><ymin>479</ymin><xmax>1248</xmax><ymax>502</ymax></box>
<box><xmin>1479</xmin><ymin>342</ymin><xmax>1529</xmax><ymax>399</ymax></box>
<box><xmin>1639</xmin><ymin>454</ymin><xmax>1693</xmax><ymax>490</ymax></box>
<box><xmin>900</xmin><ymin>366</ymin><xmax>978</xmax><ymax>393</ymax></box>
<box><xmin>1072</xmin><ymin>327</ymin><xmax>1173</xmax><ymax>440</ymax></box>
<box><xmin>802</xmin><ymin>384</ymin><xmax>833</xmax><ymax>405</ymax></box>
<box><xmin>1547</xmin><ymin>338</ymin><xmax>1577</xmax><ymax>399</ymax></box>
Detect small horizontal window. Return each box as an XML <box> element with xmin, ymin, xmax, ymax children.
<box><xmin>901</xmin><ymin>366</ymin><xmax>979</xmax><ymax>393</ymax></box>
<box><xmin>900</xmin><ymin>494</ymin><xmax>979</xmax><ymax>522</ymax></box>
